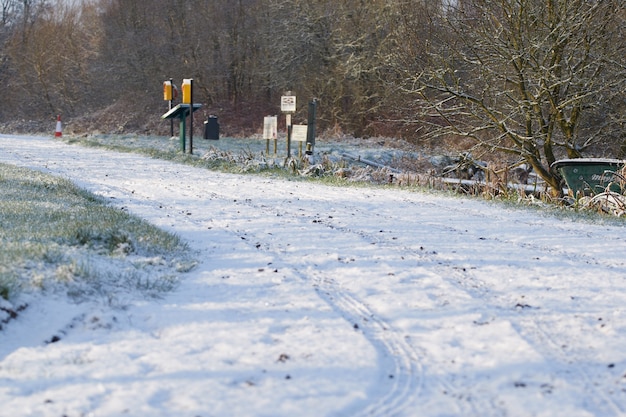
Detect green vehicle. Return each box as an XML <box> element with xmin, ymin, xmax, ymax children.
<box><xmin>551</xmin><ymin>159</ymin><xmax>625</xmax><ymax>196</ymax></box>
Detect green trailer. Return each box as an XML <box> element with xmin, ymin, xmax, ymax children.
<box><xmin>551</xmin><ymin>158</ymin><xmax>625</xmax><ymax>196</ymax></box>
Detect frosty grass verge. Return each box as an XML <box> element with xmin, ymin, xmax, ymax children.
<box><xmin>64</xmin><ymin>134</ymin><xmax>425</xmax><ymax>185</ymax></box>
<box><xmin>0</xmin><ymin>162</ymin><xmax>194</xmax><ymax>322</ymax></box>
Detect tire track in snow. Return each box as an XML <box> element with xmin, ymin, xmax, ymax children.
<box><xmin>107</xmin><ymin>180</ymin><xmax>586</xmax><ymax>417</ymax></box>
<box><xmin>238</xmin><ymin>195</ymin><xmax>626</xmax><ymax>416</ymax></box>
<box><xmin>78</xmin><ymin>177</ymin><xmax>428</xmax><ymax>417</ymax></box>
<box><xmin>157</xmin><ymin>186</ymin><xmax>508</xmax><ymax>417</ymax></box>
<box><xmin>176</xmin><ymin>193</ymin><xmax>490</xmax><ymax>417</ymax></box>
<box><xmin>516</xmin><ymin>317</ymin><xmax>625</xmax><ymax>416</ymax></box>
<box><xmin>395</xmin><ymin>201</ymin><xmax>626</xmax><ymax>416</ymax></box>
<box><xmin>383</xmin><ymin>207</ymin><xmax>626</xmax><ymax>415</ymax></box>
<box><xmin>415</xmin><ymin>198</ymin><xmax>626</xmax><ymax>270</ymax></box>
<box><xmin>438</xmin><ymin>259</ymin><xmax>626</xmax><ymax>416</ymax></box>
<box><xmin>170</xmin><ymin>194</ymin><xmax>427</xmax><ymax>417</ymax></box>
<box><xmin>310</xmin><ymin>274</ymin><xmax>422</xmax><ymax>417</ymax></box>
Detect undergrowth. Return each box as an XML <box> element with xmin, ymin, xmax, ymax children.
<box><xmin>59</xmin><ymin>134</ymin><xmax>626</xmax><ymax>225</ymax></box>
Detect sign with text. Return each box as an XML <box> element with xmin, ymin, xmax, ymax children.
<box><xmin>263</xmin><ymin>116</ymin><xmax>277</xmax><ymax>140</ymax></box>
<box><xmin>281</xmin><ymin>95</ymin><xmax>296</xmax><ymax>113</ymax></box>
<box><xmin>291</xmin><ymin>124</ymin><xmax>308</xmax><ymax>142</ymax></box>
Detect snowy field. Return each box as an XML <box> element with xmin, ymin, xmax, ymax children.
<box><xmin>1</xmin><ymin>134</ymin><xmax>626</xmax><ymax>417</ymax></box>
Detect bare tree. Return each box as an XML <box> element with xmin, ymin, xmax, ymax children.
<box><xmin>5</xmin><ymin>0</ymin><xmax>101</xmax><ymax>116</ymax></box>
<box><xmin>264</xmin><ymin>0</ymin><xmax>405</xmax><ymax>135</ymax></box>
<box><xmin>191</xmin><ymin>0</ymin><xmax>266</xmax><ymax>106</ymax></box>
<box><xmin>401</xmin><ymin>0</ymin><xmax>626</xmax><ymax>191</ymax></box>
<box><xmin>97</xmin><ymin>0</ymin><xmax>171</xmax><ymax>96</ymax></box>
<box><xmin>0</xmin><ymin>0</ymin><xmax>17</xmax><ymax>26</ymax></box>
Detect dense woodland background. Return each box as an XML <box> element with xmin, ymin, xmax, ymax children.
<box><xmin>0</xmin><ymin>0</ymin><xmax>624</xmax><ymax>185</ymax></box>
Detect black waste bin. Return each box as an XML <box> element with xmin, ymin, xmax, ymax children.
<box><xmin>204</xmin><ymin>115</ymin><xmax>219</xmax><ymax>140</ymax></box>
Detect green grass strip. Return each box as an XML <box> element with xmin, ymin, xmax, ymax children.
<box><xmin>0</xmin><ymin>163</ymin><xmax>190</xmax><ymax>301</ymax></box>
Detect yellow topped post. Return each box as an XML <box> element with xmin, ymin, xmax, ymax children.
<box><xmin>182</xmin><ymin>79</ymin><xmax>192</xmax><ymax>104</ymax></box>
<box><xmin>163</xmin><ymin>80</ymin><xmax>173</xmax><ymax>101</ymax></box>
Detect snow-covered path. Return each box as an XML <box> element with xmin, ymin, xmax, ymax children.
<box><xmin>1</xmin><ymin>135</ymin><xmax>626</xmax><ymax>416</ymax></box>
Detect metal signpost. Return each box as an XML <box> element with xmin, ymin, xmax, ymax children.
<box><xmin>306</xmin><ymin>99</ymin><xmax>318</xmax><ymax>156</ymax></box>
<box><xmin>281</xmin><ymin>92</ymin><xmax>296</xmax><ymax>158</ymax></box>
<box><xmin>182</xmin><ymin>79</ymin><xmax>194</xmax><ymax>154</ymax></box>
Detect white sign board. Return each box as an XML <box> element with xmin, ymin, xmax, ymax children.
<box><xmin>291</xmin><ymin>124</ymin><xmax>308</xmax><ymax>142</ymax></box>
<box><xmin>281</xmin><ymin>95</ymin><xmax>296</xmax><ymax>113</ymax></box>
<box><xmin>263</xmin><ymin>116</ymin><xmax>277</xmax><ymax>140</ymax></box>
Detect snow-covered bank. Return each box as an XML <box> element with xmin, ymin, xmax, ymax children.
<box><xmin>1</xmin><ymin>135</ymin><xmax>626</xmax><ymax>417</ymax></box>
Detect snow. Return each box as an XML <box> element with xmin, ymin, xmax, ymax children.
<box><xmin>1</xmin><ymin>134</ymin><xmax>626</xmax><ymax>416</ymax></box>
